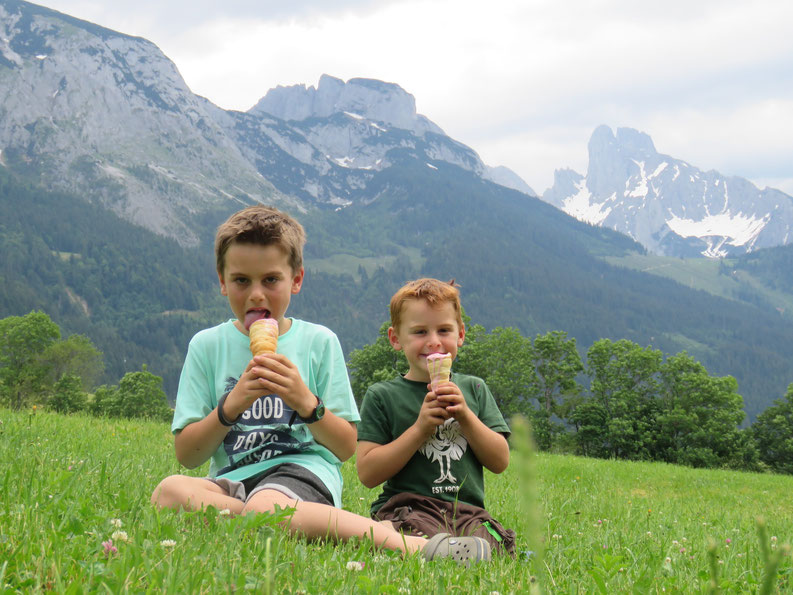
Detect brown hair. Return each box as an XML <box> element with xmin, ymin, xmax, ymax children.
<box><xmin>390</xmin><ymin>278</ymin><xmax>463</xmax><ymax>330</ymax></box>
<box><xmin>215</xmin><ymin>205</ymin><xmax>306</xmax><ymax>275</ymax></box>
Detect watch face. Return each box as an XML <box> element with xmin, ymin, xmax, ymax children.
<box><xmin>314</xmin><ymin>399</ymin><xmax>325</xmax><ymax>420</ymax></box>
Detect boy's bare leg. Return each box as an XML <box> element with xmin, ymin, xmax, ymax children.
<box><xmin>245</xmin><ymin>489</ymin><xmax>427</xmax><ymax>554</ymax></box>
<box><xmin>151</xmin><ymin>474</ymin><xmax>244</xmax><ymax>514</ymax></box>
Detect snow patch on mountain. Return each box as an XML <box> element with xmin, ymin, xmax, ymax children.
<box><xmin>666</xmin><ymin>211</ymin><xmax>769</xmax><ymax>257</ymax></box>
<box><xmin>561</xmin><ymin>181</ymin><xmax>612</xmax><ymax>225</ymax></box>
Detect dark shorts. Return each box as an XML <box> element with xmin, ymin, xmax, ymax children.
<box><xmin>209</xmin><ymin>463</ymin><xmax>333</xmax><ymax>506</ymax></box>
<box><xmin>373</xmin><ymin>492</ymin><xmax>517</xmax><ymax>555</ymax></box>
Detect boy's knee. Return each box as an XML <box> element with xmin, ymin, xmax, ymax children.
<box><xmin>150</xmin><ymin>474</ymin><xmax>184</xmax><ymax>508</ymax></box>
<box><xmin>243</xmin><ymin>488</ymin><xmax>295</xmax><ymax>515</ymax></box>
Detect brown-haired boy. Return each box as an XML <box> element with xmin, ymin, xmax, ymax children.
<box><xmin>356</xmin><ymin>278</ymin><xmax>516</xmax><ymax>553</ymax></box>
<box><xmin>151</xmin><ymin>208</ymin><xmax>490</xmax><ymax>563</ymax></box>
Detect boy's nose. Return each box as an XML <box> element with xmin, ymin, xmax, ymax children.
<box><xmin>427</xmin><ymin>332</ymin><xmax>442</xmax><ymax>346</ymax></box>
<box><xmin>250</xmin><ymin>285</ymin><xmax>267</xmax><ymax>302</ymax></box>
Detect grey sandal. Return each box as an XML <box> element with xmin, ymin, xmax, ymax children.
<box><xmin>421</xmin><ymin>532</ymin><xmax>492</xmax><ymax>565</ymax></box>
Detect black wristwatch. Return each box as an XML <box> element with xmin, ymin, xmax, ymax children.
<box><xmin>289</xmin><ymin>395</ymin><xmax>325</xmax><ymax>425</ymax></box>
<box><xmin>217</xmin><ymin>392</ymin><xmax>242</xmax><ymax>427</ymax></box>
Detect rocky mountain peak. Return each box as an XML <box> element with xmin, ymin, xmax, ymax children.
<box><xmin>0</xmin><ymin>1</ymin><xmax>536</xmax><ymax>242</ymax></box>
<box><xmin>543</xmin><ymin>126</ymin><xmax>793</xmax><ymax>257</ymax></box>
<box><xmin>250</xmin><ymin>74</ymin><xmax>444</xmax><ymax>136</ymax></box>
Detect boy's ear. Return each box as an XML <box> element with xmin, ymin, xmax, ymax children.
<box><xmin>291</xmin><ymin>267</ymin><xmax>305</xmax><ymax>294</ymax></box>
<box><xmin>218</xmin><ymin>271</ymin><xmax>228</xmax><ymax>296</ymax></box>
<box><xmin>457</xmin><ymin>322</ymin><xmax>465</xmax><ymax>347</ymax></box>
<box><xmin>387</xmin><ymin>326</ymin><xmax>403</xmax><ymax>351</ymax></box>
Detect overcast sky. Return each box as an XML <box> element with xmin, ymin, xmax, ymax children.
<box><xmin>40</xmin><ymin>0</ymin><xmax>793</xmax><ymax>195</ymax></box>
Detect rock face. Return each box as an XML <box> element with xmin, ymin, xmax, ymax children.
<box><xmin>251</xmin><ymin>74</ymin><xmax>444</xmax><ymax>137</ymax></box>
<box><xmin>236</xmin><ymin>75</ymin><xmax>536</xmax><ymax>203</ymax></box>
<box><xmin>0</xmin><ymin>0</ymin><xmax>285</xmax><ymax>245</ymax></box>
<box><xmin>0</xmin><ymin>1</ymin><xmax>535</xmax><ymax>244</ymax></box>
<box><xmin>543</xmin><ymin>126</ymin><xmax>793</xmax><ymax>257</ymax></box>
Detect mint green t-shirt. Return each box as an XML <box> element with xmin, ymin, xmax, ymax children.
<box><xmin>171</xmin><ymin>318</ymin><xmax>359</xmax><ymax>507</ymax></box>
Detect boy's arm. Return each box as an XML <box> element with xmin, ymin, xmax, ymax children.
<box><xmin>249</xmin><ymin>353</ymin><xmax>357</xmax><ymax>461</ymax></box>
<box><xmin>437</xmin><ymin>383</ymin><xmax>510</xmax><ymax>473</ymax></box>
<box><xmin>173</xmin><ymin>412</ymin><xmax>232</xmax><ymax>469</ymax></box>
<box><xmin>174</xmin><ymin>355</ymin><xmax>272</xmax><ymax>468</ymax></box>
<box><xmin>356</xmin><ymin>393</ymin><xmax>449</xmax><ymax>488</ymax></box>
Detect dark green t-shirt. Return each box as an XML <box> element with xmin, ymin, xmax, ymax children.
<box><xmin>357</xmin><ymin>373</ymin><xmax>510</xmax><ymax>514</ymax></box>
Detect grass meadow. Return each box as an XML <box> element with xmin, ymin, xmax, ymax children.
<box><xmin>1</xmin><ymin>407</ymin><xmax>791</xmax><ymax>593</ymax></box>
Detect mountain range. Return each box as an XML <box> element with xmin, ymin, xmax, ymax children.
<box><xmin>1</xmin><ymin>0</ymin><xmax>792</xmax><ymax>419</ymax></box>
<box><xmin>542</xmin><ymin>126</ymin><xmax>793</xmax><ymax>258</ymax></box>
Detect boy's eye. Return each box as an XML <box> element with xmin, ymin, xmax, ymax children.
<box><xmin>233</xmin><ymin>277</ymin><xmax>249</xmax><ymax>285</ymax></box>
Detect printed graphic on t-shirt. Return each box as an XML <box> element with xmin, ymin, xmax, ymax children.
<box><xmin>217</xmin><ymin>377</ymin><xmax>310</xmax><ymax>475</ymax></box>
<box><xmin>419</xmin><ymin>418</ymin><xmax>468</xmax><ymax>488</ymax></box>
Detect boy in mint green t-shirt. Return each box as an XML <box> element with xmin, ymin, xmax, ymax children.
<box><xmin>151</xmin><ymin>206</ymin><xmax>491</xmax><ymax>564</ymax></box>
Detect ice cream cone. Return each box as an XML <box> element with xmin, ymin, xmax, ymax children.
<box><xmin>249</xmin><ymin>318</ymin><xmax>279</xmax><ymax>355</ymax></box>
<box><xmin>427</xmin><ymin>352</ymin><xmax>452</xmax><ymax>392</ymax></box>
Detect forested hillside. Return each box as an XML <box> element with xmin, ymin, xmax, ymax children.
<box><xmin>2</xmin><ymin>160</ymin><xmax>793</xmax><ymax>418</ymax></box>
<box><xmin>0</xmin><ymin>169</ymin><xmax>221</xmax><ymax>395</ymax></box>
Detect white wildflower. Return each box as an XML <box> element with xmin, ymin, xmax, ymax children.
<box><xmin>160</xmin><ymin>539</ymin><xmax>177</xmax><ymax>548</ymax></box>
<box><xmin>110</xmin><ymin>518</ymin><xmax>123</xmax><ymax>528</ymax></box>
<box><xmin>218</xmin><ymin>508</ymin><xmax>232</xmax><ymax>517</ymax></box>
<box><xmin>346</xmin><ymin>561</ymin><xmax>365</xmax><ymax>571</ymax></box>
<box><xmin>111</xmin><ymin>530</ymin><xmax>129</xmax><ymax>542</ymax></box>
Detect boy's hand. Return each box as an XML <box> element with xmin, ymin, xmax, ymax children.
<box><xmin>433</xmin><ymin>382</ymin><xmax>471</xmax><ymax>423</ymax></box>
<box><xmin>415</xmin><ymin>392</ymin><xmax>450</xmax><ymax>437</ymax></box>
<box><xmin>223</xmin><ymin>357</ymin><xmax>277</xmax><ymax>418</ymax></box>
<box><xmin>249</xmin><ymin>353</ymin><xmax>316</xmax><ymax>416</ymax></box>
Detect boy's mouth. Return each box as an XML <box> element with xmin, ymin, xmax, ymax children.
<box><xmin>244</xmin><ymin>309</ymin><xmax>271</xmax><ymax>330</ymax></box>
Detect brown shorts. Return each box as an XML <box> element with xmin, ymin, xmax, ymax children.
<box><xmin>373</xmin><ymin>493</ymin><xmax>516</xmax><ymax>555</ymax></box>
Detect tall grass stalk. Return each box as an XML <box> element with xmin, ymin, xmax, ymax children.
<box><xmin>511</xmin><ymin>415</ymin><xmax>544</xmax><ymax>592</ymax></box>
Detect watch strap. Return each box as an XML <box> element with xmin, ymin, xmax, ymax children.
<box><xmin>289</xmin><ymin>395</ymin><xmax>324</xmax><ymax>425</ymax></box>
<box><xmin>217</xmin><ymin>392</ymin><xmax>242</xmax><ymax>427</ymax></box>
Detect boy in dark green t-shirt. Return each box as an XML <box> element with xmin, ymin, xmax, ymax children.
<box><xmin>356</xmin><ymin>278</ymin><xmax>516</xmax><ymax>553</ymax></box>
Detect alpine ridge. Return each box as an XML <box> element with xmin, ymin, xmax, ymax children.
<box><xmin>542</xmin><ymin>125</ymin><xmax>793</xmax><ymax>258</ymax></box>
<box><xmin>0</xmin><ymin>0</ymin><xmax>534</xmax><ymax>245</ymax></box>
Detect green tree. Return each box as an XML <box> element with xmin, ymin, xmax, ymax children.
<box><xmin>347</xmin><ymin>321</ymin><xmax>407</xmax><ymax>404</ymax></box>
<box><xmin>533</xmin><ymin>330</ymin><xmax>584</xmax><ymax>413</ymax></box>
<box><xmin>45</xmin><ymin>333</ymin><xmax>104</xmax><ymax>391</ymax></box>
<box><xmin>0</xmin><ymin>311</ymin><xmax>60</xmax><ymax>409</ymax></box>
<box><xmin>456</xmin><ymin>325</ymin><xmax>539</xmax><ymax>421</ymax></box>
<box><xmin>113</xmin><ymin>365</ymin><xmax>172</xmax><ymax>421</ymax></box>
<box><xmin>89</xmin><ymin>384</ymin><xmax>118</xmax><ymax>417</ymax></box>
<box><xmin>584</xmin><ymin>339</ymin><xmax>662</xmax><ymax>460</ymax></box>
<box><xmin>49</xmin><ymin>373</ymin><xmax>88</xmax><ymax>414</ymax></box>
<box><xmin>655</xmin><ymin>352</ymin><xmax>745</xmax><ymax>468</ymax></box>
<box><xmin>569</xmin><ymin>399</ymin><xmax>610</xmax><ymax>458</ymax></box>
<box><xmin>751</xmin><ymin>384</ymin><xmax>793</xmax><ymax>474</ymax></box>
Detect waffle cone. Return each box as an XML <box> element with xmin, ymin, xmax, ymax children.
<box><xmin>426</xmin><ymin>352</ymin><xmax>452</xmax><ymax>392</ymax></box>
<box><xmin>249</xmin><ymin>318</ymin><xmax>279</xmax><ymax>355</ymax></box>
